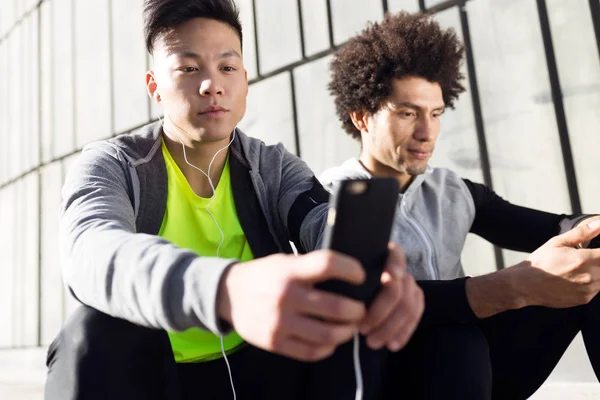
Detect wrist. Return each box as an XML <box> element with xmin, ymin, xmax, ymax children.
<box><xmin>216</xmin><ymin>262</ymin><xmax>238</xmax><ymax>325</ymax></box>
<box><xmin>502</xmin><ymin>262</ymin><xmax>532</xmax><ymax>309</ymax></box>
<box><xmin>465</xmin><ymin>266</ymin><xmax>529</xmax><ymax>319</ymax></box>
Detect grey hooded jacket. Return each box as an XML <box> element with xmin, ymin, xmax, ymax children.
<box><xmin>320</xmin><ymin>158</ymin><xmax>475</xmax><ymax>281</ymax></box>
<box><xmin>60</xmin><ymin>121</ymin><xmax>329</xmax><ymax>335</ymax></box>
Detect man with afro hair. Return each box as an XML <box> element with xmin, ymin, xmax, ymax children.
<box><xmin>321</xmin><ymin>11</ymin><xmax>600</xmax><ymax>400</ymax></box>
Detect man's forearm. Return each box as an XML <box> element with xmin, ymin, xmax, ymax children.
<box><xmin>465</xmin><ymin>264</ymin><xmax>530</xmax><ymax>319</ymax></box>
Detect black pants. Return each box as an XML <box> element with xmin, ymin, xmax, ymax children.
<box><xmin>382</xmin><ymin>293</ymin><xmax>600</xmax><ymax>400</ymax></box>
<box><xmin>46</xmin><ymin>296</ymin><xmax>600</xmax><ymax>400</ymax></box>
<box><xmin>45</xmin><ymin>306</ymin><xmax>379</xmax><ymax>400</ymax></box>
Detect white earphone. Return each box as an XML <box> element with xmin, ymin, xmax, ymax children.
<box><xmin>157</xmin><ymin>105</ymin><xmax>238</xmax><ymax>400</ymax></box>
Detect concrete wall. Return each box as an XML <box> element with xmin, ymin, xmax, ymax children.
<box><xmin>0</xmin><ymin>1</ymin><xmax>599</xmax><ymax>386</ymax></box>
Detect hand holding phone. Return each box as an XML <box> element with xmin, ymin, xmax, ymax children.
<box><xmin>317</xmin><ymin>178</ymin><xmax>399</xmax><ymax>305</ymax></box>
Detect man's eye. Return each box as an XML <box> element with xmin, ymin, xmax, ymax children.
<box><xmin>222</xmin><ymin>66</ymin><xmax>236</xmax><ymax>72</ymax></box>
<box><xmin>181</xmin><ymin>67</ymin><xmax>198</xmax><ymax>73</ymax></box>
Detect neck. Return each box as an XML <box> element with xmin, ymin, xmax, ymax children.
<box><xmin>162</xmin><ymin>124</ymin><xmax>233</xmax><ymax>198</ymax></box>
<box><xmin>358</xmin><ymin>153</ymin><xmax>413</xmax><ymax>192</ymax></box>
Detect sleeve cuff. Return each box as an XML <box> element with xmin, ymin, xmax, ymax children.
<box><xmin>417</xmin><ymin>277</ymin><xmax>478</xmax><ymax>330</ymax></box>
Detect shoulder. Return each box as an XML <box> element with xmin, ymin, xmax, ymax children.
<box><xmin>421</xmin><ymin>167</ymin><xmax>476</xmax><ymax>213</ymax></box>
<box><xmin>425</xmin><ymin>167</ymin><xmax>472</xmax><ymax>194</ymax></box>
<box><xmin>319</xmin><ymin>158</ymin><xmax>370</xmax><ymax>191</ymax></box>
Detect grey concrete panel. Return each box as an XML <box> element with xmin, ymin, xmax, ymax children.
<box><xmin>239</xmin><ymin>72</ymin><xmax>296</xmax><ymax>154</ymax></box>
<box><xmin>0</xmin><ymin>1</ymin><xmax>9</xmax><ymax>37</ymax></box>
<box><xmin>4</xmin><ymin>36</ymin><xmax>11</xmax><ymax>182</ymax></box>
<box><xmin>19</xmin><ymin>173</ymin><xmax>40</xmax><ymax>346</ymax></box>
<box><xmin>387</xmin><ymin>0</ymin><xmax>421</xmax><ymax>14</ymax></box>
<box><xmin>52</xmin><ymin>0</ymin><xmax>76</xmax><ymax>159</ymax></box>
<box><xmin>293</xmin><ymin>56</ymin><xmax>360</xmax><ymax>177</ymax></box>
<box><xmin>0</xmin><ymin>41</ymin><xmax>7</xmax><ymax>184</ymax></box>
<box><xmin>12</xmin><ymin>179</ymin><xmax>25</xmax><ymax>346</ymax></box>
<box><xmin>255</xmin><ymin>0</ymin><xmax>302</xmax><ymax>74</ymax></box>
<box><xmin>4</xmin><ymin>175</ymin><xmax>41</xmax><ymax>346</ymax></box>
<box><xmin>237</xmin><ymin>0</ymin><xmax>258</xmax><ymax>80</ymax></box>
<box><xmin>299</xmin><ymin>0</ymin><xmax>330</xmax><ymax>56</ymax></box>
<box><xmin>40</xmin><ymin>162</ymin><xmax>64</xmax><ymax>346</ymax></box>
<box><xmin>15</xmin><ymin>0</ymin><xmax>25</xmax><ymax>20</ymax></box>
<box><xmin>4</xmin><ymin>30</ymin><xmax>14</xmax><ymax>180</ymax></box>
<box><xmin>0</xmin><ymin>185</ymin><xmax>16</xmax><ymax>346</ymax></box>
<box><xmin>16</xmin><ymin>21</ymin><xmax>26</xmax><ymax>179</ymax></box>
<box><xmin>74</xmin><ymin>0</ymin><xmax>112</xmax><ymax>148</ymax></box>
<box><xmin>330</xmin><ymin>0</ymin><xmax>384</xmax><ymax>45</ymax></box>
<box><xmin>25</xmin><ymin>11</ymin><xmax>40</xmax><ymax>172</ymax></box>
<box><xmin>6</xmin><ymin>177</ymin><xmax>38</xmax><ymax>347</ymax></box>
<box><xmin>20</xmin><ymin>14</ymin><xmax>35</xmax><ymax>174</ymax></box>
<box><xmin>10</xmin><ymin>26</ymin><xmax>23</xmax><ymax>180</ymax></box>
<box><xmin>563</xmin><ymin>93</ymin><xmax>600</xmax><ymax>214</ymax></box>
<box><xmin>25</xmin><ymin>0</ymin><xmax>38</xmax><ymax>14</ymax></box>
<box><xmin>40</xmin><ymin>1</ymin><xmax>53</xmax><ymax>164</ymax></box>
<box><xmin>547</xmin><ymin>0</ymin><xmax>600</xmax><ymax>214</ymax></box>
<box><xmin>467</xmin><ymin>0</ymin><xmax>572</xmax><ymax>269</ymax></box>
<box><xmin>111</xmin><ymin>0</ymin><xmax>150</xmax><ymax>134</ymax></box>
<box><xmin>467</xmin><ymin>0</ymin><xmax>571</xmax><ymax>219</ymax></box>
<box><xmin>1</xmin><ymin>1</ymin><xmax>16</xmax><ymax>37</ymax></box>
<box><xmin>548</xmin><ymin>0</ymin><xmax>600</xmax><ymax>90</ymax></box>
<box><xmin>21</xmin><ymin>15</ymin><xmax>33</xmax><ymax>173</ymax></box>
<box><xmin>424</xmin><ymin>0</ymin><xmax>447</xmax><ymax>9</ymax></box>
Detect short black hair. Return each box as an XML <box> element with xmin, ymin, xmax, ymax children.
<box><xmin>143</xmin><ymin>0</ymin><xmax>243</xmax><ymax>54</ymax></box>
<box><xmin>328</xmin><ymin>12</ymin><xmax>465</xmax><ymax>139</ymax></box>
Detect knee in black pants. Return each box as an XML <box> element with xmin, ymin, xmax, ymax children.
<box><xmin>45</xmin><ymin>305</ymin><xmax>179</xmax><ymax>400</ymax></box>
<box><xmin>383</xmin><ymin>324</ymin><xmax>492</xmax><ymax>400</ymax></box>
<box><xmin>583</xmin><ymin>293</ymin><xmax>600</xmax><ymax>380</ymax></box>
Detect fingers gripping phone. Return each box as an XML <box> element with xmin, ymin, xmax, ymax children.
<box><xmin>317</xmin><ymin>178</ymin><xmax>399</xmax><ymax>305</ymax></box>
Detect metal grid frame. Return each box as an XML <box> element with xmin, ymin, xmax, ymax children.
<box><xmin>0</xmin><ymin>0</ymin><xmax>599</xmax><ymax>346</ymax></box>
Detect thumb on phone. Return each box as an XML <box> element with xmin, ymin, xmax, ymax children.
<box><xmin>556</xmin><ymin>219</ymin><xmax>600</xmax><ymax>249</ymax></box>
<box><xmin>384</xmin><ymin>242</ymin><xmax>407</xmax><ymax>280</ymax></box>
<box><xmin>292</xmin><ymin>250</ymin><xmax>366</xmax><ymax>285</ymax></box>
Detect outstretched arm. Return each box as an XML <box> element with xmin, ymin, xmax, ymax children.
<box><xmin>466</xmin><ymin>218</ymin><xmax>600</xmax><ymax>318</ymax></box>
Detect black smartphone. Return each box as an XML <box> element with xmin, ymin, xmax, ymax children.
<box><xmin>316</xmin><ymin>177</ymin><xmax>399</xmax><ymax>305</ymax></box>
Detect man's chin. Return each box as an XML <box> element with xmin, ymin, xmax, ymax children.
<box><xmin>184</xmin><ymin>122</ymin><xmax>232</xmax><ymax>139</ymax></box>
<box><xmin>406</xmin><ymin>164</ymin><xmax>429</xmax><ymax>177</ymax></box>
<box><xmin>192</xmin><ymin>130</ymin><xmax>235</xmax><ymax>144</ymax></box>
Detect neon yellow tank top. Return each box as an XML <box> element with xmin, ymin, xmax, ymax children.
<box><xmin>158</xmin><ymin>139</ymin><xmax>252</xmax><ymax>363</ymax></box>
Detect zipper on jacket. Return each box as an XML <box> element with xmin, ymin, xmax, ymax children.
<box><xmin>399</xmin><ymin>199</ymin><xmax>439</xmax><ymax>280</ymax></box>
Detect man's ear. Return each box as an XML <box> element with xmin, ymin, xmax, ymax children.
<box><xmin>349</xmin><ymin>110</ymin><xmax>370</xmax><ymax>134</ymax></box>
<box><xmin>146</xmin><ymin>70</ymin><xmax>160</xmax><ymax>103</ymax></box>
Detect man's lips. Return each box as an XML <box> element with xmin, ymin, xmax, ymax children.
<box><xmin>199</xmin><ymin>105</ymin><xmax>228</xmax><ymax>118</ymax></box>
<box><xmin>408</xmin><ymin>149</ymin><xmax>431</xmax><ymax>160</ymax></box>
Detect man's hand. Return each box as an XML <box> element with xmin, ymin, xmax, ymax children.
<box><xmin>519</xmin><ymin>218</ymin><xmax>600</xmax><ymax>308</ymax></box>
<box><xmin>575</xmin><ymin>215</ymin><xmax>600</xmax><ymax>248</ymax></box>
<box><xmin>358</xmin><ymin>243</ymin><xmax>424</xmax><ymax>352</ymax></box>
<box><xmin>217</xmin><ymin>250</ymin><xmax>367</xmax><ymax>361</ymax></box>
